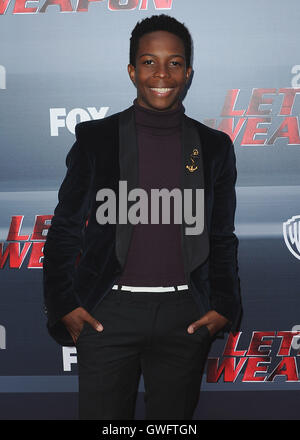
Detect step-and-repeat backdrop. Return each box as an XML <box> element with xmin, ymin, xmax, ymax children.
<box><xmin>1</xmin><ymin>0</ymin><xmax>300</xmax><ymax>420</ymax></box>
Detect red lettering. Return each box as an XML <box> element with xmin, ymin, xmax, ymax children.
<box><xmin>0</xmin><ymin>0</ymin><xmax>11</xmax><ymax>14</ymax></box>
<box><xmin>267</xmin><ymin>116</ymin><xmax>300</xmax><ymax>145</ymax></box>
<box><xmin>0</xmin><ymin>242</ymin><xmax>31</xmax><ymax>269</ymax></box>
<box><xmin>31</xmin><ymin>215</ymin><xmax>52</xmax><ymax>240</ymax></box>
<box><xmin>223</xmin><ymin>332</ymin><xmax>247</xmax><ymax>356</ymax></box>
<box><xmin>28</xmin><ymin>242</ymin><xmax>44</xmax><ymax>268</ymax></box>
<box><xmin>240</xmin><ymin>118</ymin><xmax>271</xmax><ymax>145</ymax></box>
<box><xmin>40</xmin><ymin>0</ymin><xmax>73</xmax><ymax>12</ymax></box>
<box><xmin>247</xmin><ymin>332</ymin><xmax>275</xmax><ymax>356</ymax></box>
<box><xmin>108</xmin><ymin>0</ymin><xmax>138</xmax><ymax>10</ymax></box>
<box><xmin>266</xmin><ymin>357</ymin><xmax>299</xmax><ymax>382</ymax></box>
<box><xmin>13</xmin><ymin>0</ymin><xmax>38</xmax><ymax>13</ymax></box>
<box><xmin>6</xmin><ymin>216</ymin><xmax>30</xmax><ymax>241</ymax></box>
<box><xmin>246</xmin><ymin>88</ymin><xmax>276</xmax><ymax>116</ymax></box>
<box><xmin>206</xmin><ymin>357</ymin><xmax>247</xmax><ymax>382</ymax></box>
<box><xmin>140</xmin><ymin>0</ymin><xmax>173</xmax><ymax>9</ymax></box>
<box><xmin>278</xmin><ymin>88</ymin><xmax>300</xmax><ymax>115</ymax></box>
<box><xmin>242</xmin><ymin>357</ymin><xmax>271</xmax><ymax>382</ymax></box>
<box><xmin>76</xmin><ymin>0</ymin><xmax>103</xmax><ymax>12</ymax></box>
<box><xmin>216</xmin><ymin>117</ymin><xmax>246</xmax><ymax>143</ymax></box>
<box><xmin>221</xmin><ymin>89</ymin><xmax>245</xmax><ymax>117</ymax></box>
<box><xmin>277</xmin><ymin>331</ymin><xmax>300</xmax><ymax>356</ymax></box>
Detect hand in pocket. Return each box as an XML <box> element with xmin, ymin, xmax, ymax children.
<box><xmin>61</xmin><ymin>307</ymin><xmax>103</xmax><ymax>344</ymax></box>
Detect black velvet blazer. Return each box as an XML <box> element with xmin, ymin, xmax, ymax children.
<box><xmin>43</xmin><ymin>104</ymin><xmax>242</xmax><ymax>346</ymax></box>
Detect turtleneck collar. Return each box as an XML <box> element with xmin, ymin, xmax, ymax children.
<box><xmin>133</xmin><ymin>98</ymin><xmax>185</xmax><ymax>136</ymax></box>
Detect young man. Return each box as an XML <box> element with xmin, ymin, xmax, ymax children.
<box><xmin>43</xmin><ymin>15</ymin><xmax>241</xmax><ymax>420</ymax></box>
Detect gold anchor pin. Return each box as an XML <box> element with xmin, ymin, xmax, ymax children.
<box><xmin>186</xmin><ymin>148</ymin><xmax>199</xmax><ymax>172</ymax></box>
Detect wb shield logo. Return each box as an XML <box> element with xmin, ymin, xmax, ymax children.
<box><xmin>283</xmin><ymin>215</ymin><xmax>300</xmax><ymax>260</ymax></box>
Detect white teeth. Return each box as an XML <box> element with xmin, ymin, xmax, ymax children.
<box><xmin>150</xmin><ymin>88</ymin><xmax>172</xmax><ymax>93</ymax></box>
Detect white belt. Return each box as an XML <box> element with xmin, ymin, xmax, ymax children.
<box><xmin>112</xmin><ymin>284</ymin><xmax>189</xmax><ymax>292</ymax></box>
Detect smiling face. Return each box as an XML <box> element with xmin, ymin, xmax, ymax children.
<box><xmin>128</xmin><ymin>30</ymin><xmax>192</xmax><ymax>112</ymax></box>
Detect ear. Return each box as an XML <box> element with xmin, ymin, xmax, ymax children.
<box><xmin>127</xmin><ymin>64</ymin><xmax>136</xmax><ymax>86</ymax></box>
<box><xmin>185</xmin><ymin>65</ymin><xmax>192</xmax><ymax>82</ymax></box>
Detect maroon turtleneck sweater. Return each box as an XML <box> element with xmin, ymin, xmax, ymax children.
<box><xmin>117</xmin><ymin>99</ymin><xmax>187</xmax><ymax>286</ymax></box>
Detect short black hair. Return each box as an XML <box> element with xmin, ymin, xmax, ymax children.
<box><xmin>129</xmin><ymin>14</ymin><xmax>193</xmax><ymax>68</ymax></box>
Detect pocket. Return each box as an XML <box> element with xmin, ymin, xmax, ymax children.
<box><xmin>183</xmin><ymin>296</ymin><xmax>212</xmax><ymax>340</ymax></box>
<box><xmin>75</xmin><ymin>322</ymin><xmax>87</xmax><ymax>345</ymax></box>
<box><xmin>186</xmin><ymin>324</ymin><xmax>211</xmax><ymax>344</ymax></box>
<box><xmin>203</xmin><ymin>324</ymin><xmax>212</xmax><ymax>339</ymax></box>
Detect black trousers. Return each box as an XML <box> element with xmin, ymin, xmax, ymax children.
<box><xmin>76</xmin><ymin>288</ymin><xmax>211</xmax><ymax>420</ymax></box>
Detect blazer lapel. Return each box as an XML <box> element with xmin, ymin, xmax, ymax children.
<box><xmin>181</xmin><ymin>115</ymin><xmax>210</xmax><ymax>281</ymax></box>
<box><xmin>115</xmin><ymin>106</ymin><xmax>138</xmax><ymax>269</ymax></box>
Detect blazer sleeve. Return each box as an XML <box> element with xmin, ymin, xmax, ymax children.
<box><xmin>43</xmin><ymin>123</ymin><xmax>94</xmax><ymax>336</ymax></box>
<box><xmin>209</xmin><ymin>133</ymin><xmax>242</xmax><ymax>329</ymax></box>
